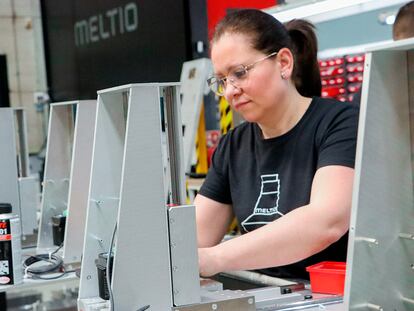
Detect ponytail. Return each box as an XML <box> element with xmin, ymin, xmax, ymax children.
<box><xmin>284</xmin><ymin>19</ymin><xmax>321</xmax><ymax>97</ymax></box>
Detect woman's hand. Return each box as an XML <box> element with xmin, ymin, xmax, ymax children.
<box><xmin>198</xmin><ymin>247</ymin><xmax>222</xmax><ymax>277</ymax></box>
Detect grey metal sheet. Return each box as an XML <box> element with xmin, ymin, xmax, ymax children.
<box><xmin>111</xmin><ymin>85</ymin><xmax>173</xmax><ymax>310</ymax></box>
<box><xmin>164</xmin><ymin>86</ymin><xmax>187</xmax><ymax>205</ymax></box>
<box><xmin>18</xmin><ymin>177</ymin><xmax>38</xmax><ymax>236</ymax></box>
<box><xmin>345</xmin><ymin>49</ymin><xmax>414</xmax><ymax>310</ymax></box>
<box><xmin>63</xmin><ymin>100</ymin><xmax>97</xmax><ymax>263</ymax></box>
<box><xmin>14</xmin><ymin>109</ymin><xmax>30</xmax><ymax>177</ymax></box>
<box><xmin>0</xmin><ymin>108</ymin><xmax>39</xmax><ymax>237</ymax></box>
<box><xmin>78</xmin><ymin>92</ymin><xmax>127</xmax><ymax>299</ymax></box>
<box><xmin>172</xmin><ymin>296</ymin><xmax>256</xmax><ymax>311</ymax></box>
<box><xmin>0</xmin><ymin>109</ymin><xmax>20</xmax><ymax>216</ymax></box>
<box><xmin>37</xmin><ymin>104</ymin><xmax>73</xmax><ymax>250</ymax></box>
<box><xmin>168</xmin><ymin>205</ymin><xmax>200</xmax><ymax>306</ymax></box>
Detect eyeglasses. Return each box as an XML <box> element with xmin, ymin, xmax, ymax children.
<box><xmin>207</xmin><ymin>52</ymin><xmax>278</xmax><ymax>97</ymax></box>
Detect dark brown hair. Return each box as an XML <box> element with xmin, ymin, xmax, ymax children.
<box><xmin>393</xmin><ymin>1</ymin><xmax>414</xmax><ymax>40</ymax></box>
<box><xmin>212</xmin><ymin>9</ymin><xmax>321</xmax><ymax>97</ymax></box>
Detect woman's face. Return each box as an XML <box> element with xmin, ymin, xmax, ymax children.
<box><xmin>211</xmin><ymin>32</ymin><xmax>287</xmax><ymax>124</ymax></box>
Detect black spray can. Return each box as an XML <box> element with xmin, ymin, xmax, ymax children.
<box><xmin>0</xmin><ymin>203</ymin><xmax>23</xmax><ymax>285</ymax></box>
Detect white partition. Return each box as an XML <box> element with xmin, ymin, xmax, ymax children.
<box><xmin>345</xmin><ymin>38</ymin><xmax>414</xmax><ymax>311</ymax></box>
<box><xmin>0</xmin><ymin>108</ymin><xmax>38</xmax><ymax>239</ymax></box>
<box><xmin>37</xmin><ymin>100</ymin><xmax>97</xmax><ymax>265</ymax></box>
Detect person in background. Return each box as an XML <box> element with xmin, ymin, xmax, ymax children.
<box><xmin>393</xmin><ymin>1</ymin><xmax>414</xmax><ymax>40</ymax></box>
<box><xmin>352</xmin><ymin>1</ymin><xmax>414</xmax><ymax>106</ymax></box>
<box><xmin>195</xmin><ymin>9</ymin><xmax>359</xmax><ymax>280</ymax></box>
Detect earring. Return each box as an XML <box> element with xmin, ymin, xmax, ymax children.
<box><xmin>281</xmin><ymin>72</ymin><xmax>287</xmax><ymax>80</ymax></box>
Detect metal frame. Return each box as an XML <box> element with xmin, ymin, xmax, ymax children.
<box><xmin>37</xmin><ymin>100</ymin><xmax>97</xmax><ymax>265</ymax></box>
<box><xmin>180</xmin><ymin>58</ymin><xmax>213</xmax><ymax>173</ymax></box>
<box><xmin>76</xmin><ymin>83</ymin><xmax>357</xmax><ymax>311</ymax></box>
<box><xmin>344</xmin><ymin>38</ymin><xmax>414</xmax><ymax>310</ymax></box>
<box><xmin>64</xmin><ymin>101</ymin><xmax>97</xmax><ymax>263</ymax></box>
<box><xmin>78</xmin><ymin>84</ymin><xmax>200</xmax><ymax>310</ymax></box>
<box><xmin>0</xmin><ymin>108</ymin><xmax>38</xmax><ymax>238</ymax></box>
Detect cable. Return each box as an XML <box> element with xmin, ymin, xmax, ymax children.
<box><xmin>52</xmin><ymin>242</ymin><xmax>64</xmax><ymax>255</ymax></box>
<box><xmin>107</xmin><ymin>222</ymin><xmax>117</xmax><ymax>311</ymax></box>
<box><xmin>23</xmin><ymin>253</ymin><xmax>65</xmax><ymax>280</ymax></box>
<box><xmin>106</xmin><ymin>223</ymin><xmax>150</xmax><ymax>311</ymax></box>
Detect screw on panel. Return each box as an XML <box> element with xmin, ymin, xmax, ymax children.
<box><xmin>355</xmin><ymin>236</ymin><xmax>379</xmax><ymax>246</ymax></box>
<box><xmin>399</xmin><ymin>233</ymin><xmax>414</xmax><ymax>240</ymax></box>
<box><xmin>402</xmin><ymin>296</ymin><xmax>414</xmax><ymax>306</ymax></box>
<box><xmin>91</xmin><ymin>199</ymin><xmax>103</xmax><ymax>206</ymax></box>
<box><xmin>248</xmin><ymin>298</ymin><xmax>254</xmax><ymax>304</ymax></box>
<box><xmin>86</xmin><ymin>275</ymin><xmax>92</xmax><ymax>280</ymax></box>
<box><xmin>365</xmin><ymin>303</ymin><xmax>383</xmax><ymax>310</ymax></box>
<box><xmin>211</xmin><ymin>304</ymin><xmax>217</xmax><ymax>310</ymax></box>
<box><xmin>90</xmin><ymin>234</ymin><xmax>104</xmax><ymax>249</ymax></box>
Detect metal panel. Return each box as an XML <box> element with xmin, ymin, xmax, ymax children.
<box><xmin>0</xmin><ymin>109</ymin><xmax>20</xmax><ymax>216</ymax></box>
<box><xmin>78</xmin><ymin>92</ymin><xmax>127</xmax><ymax>299</ymax></box>
<box><xmin>0</xmin><ymin>1</ymin><xmax>12</xmax><ymax>16</ymax></box>
<box><xmin>63</xmin><ymin>100</ymin><xmax>97</xmax><ymax>263</ymax></box>
<box><xmin>172</xmin><ymin>296</ymin><xmax>255</xmax><ymax>311</ymax></box>
<box><xmin>14</xmin><ymin>108</ymin><xmax>30</xmax><ymax>177</ymax></box>
<box><xmin>111</xmin><ymin>85</ymin><xmax>173</xmax><ymax>310</ymax></box>
<box><xmin>164</xmin><ymin>86</ymin><xmax>187</xmax><ymax>205</ymax></box>
<box><xmin>345</xmin><ymin>46</ymin><xmax>414</xmax><ymax>310</ymax></box>
<box><xmin>18</xmin><ymin>177</ymin><xmax>38</xmax><ymax>236</ymax></box>
<box><xmin>15</xmin><ymin>108</ymin><xmax>40</xmax><ymax>239</ymax></box>
<box><xmin>37</xmin><ymin>104</ymin><xmax>73</xmax><ymax>250</ymax></box>
<box><xmin>78</xmin><ymin>84</ymin><xmax>200</xmax><ymax>310</ymax></box>
<box><xmin>409</xmin><ymin>51</ymin><xmax>414</xmax><ymax>191</ymax></box>
<box><xmin>0</xmin><ymin>108</ymin><xmax>39</xmax><ymax>238</ymax></box>
<box><xmin>168</xmin><ymin>205</ymin><xmax>200</xmax><ymax>306</ymax></box>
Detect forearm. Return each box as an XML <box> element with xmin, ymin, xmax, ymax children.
<box><xmin>195</xmin><ymin>194</ymin><xmax>234</xmax><ymax>247</ymax></box>
<box><xmin>209</xmin><ymin>204</ymin><xmax>349</xmax><ymax>273</ymax></box>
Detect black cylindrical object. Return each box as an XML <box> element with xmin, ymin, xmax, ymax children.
<box><xmin>95</xmin><ymin>252</ymin><xmax>113</xmax><ymax>300</ymax></box>
<box><xmin>51</xmin><ymin>215</ymin><xmax>66</xmax><ymax>246</ymax></box>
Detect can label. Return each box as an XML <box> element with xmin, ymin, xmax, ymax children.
<box><xmin>0</xmin><ymin>217</ymin><xmax>22</xmax><ymax>285</ymax></box>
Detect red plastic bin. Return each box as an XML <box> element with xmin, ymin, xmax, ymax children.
<box><xmin>306</xmin><ymin>261</ymin><xmax>346</xmax><ymax>295</ymax></box>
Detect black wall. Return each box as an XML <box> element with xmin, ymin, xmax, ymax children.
<box><xmin>41</xmin><ymin>0</ymin><xmax>207</xmax><ymax>101</ymax></box>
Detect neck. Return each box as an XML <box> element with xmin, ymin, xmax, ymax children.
<box><xmin>258</xmin><ymin>89</ymin><xmax>312</xmax><ymax>139</ymax></box>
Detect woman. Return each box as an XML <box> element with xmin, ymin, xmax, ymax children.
<box><xmin>195</xmin><ymin>9</ymin><xmax>358</xmax><ymax>280</ymax></box>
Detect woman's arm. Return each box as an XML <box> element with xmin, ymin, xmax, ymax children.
<box><xmin>197</xmin><ymin>165</ymin><xmax>354</xmax><ymax>277</ymax></box>
<box><xmin>195</xmin><ymin>194</ymin><xmax>234</xmax><ymax>248</ymax></box>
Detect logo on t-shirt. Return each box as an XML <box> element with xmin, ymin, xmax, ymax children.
<box><xmin>241</xmin><ymin>173</ymin><xmax>283</xmax><ymax>232</ymax></box>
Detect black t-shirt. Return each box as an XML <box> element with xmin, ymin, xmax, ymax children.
<box><xmin>199</xmin><ymin>97</ymin><xmax>359</xmax><ymax>279</ymax></box>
